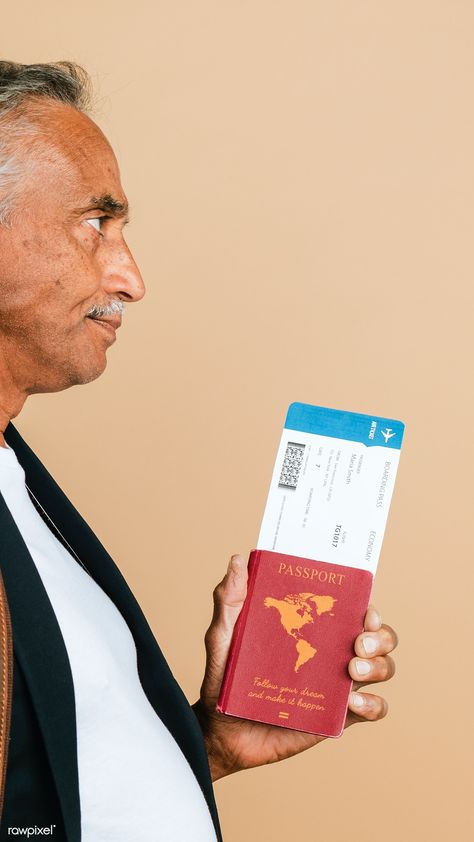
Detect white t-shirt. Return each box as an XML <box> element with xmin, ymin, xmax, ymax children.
<box><xmin>0</xmin><ymin>444</ymin><xmax>217</xmax><ymax>842</ymax></box>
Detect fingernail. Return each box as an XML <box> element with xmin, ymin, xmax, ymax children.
<box><xmin>368</xmin><ymin>605</ymin><xmax>382</xmax><ymax>628</ymax></box>
<box><xmin>356</xmin><ymin>659</ymin><xmax>371</xmax><ymax>676</ymax></box>
<box><xmin>363</xmin><ymin>636</ymin><xmax>377</xmax><ymax>655</ymax></box>
<box><xmin>228</xmin><ymin>554</ymin><xmax>243</xmax><ymax>573</ymax></box>
<box><xmin>351</xmin><ymin>692</ymin><xmax>364</xmax><ymax>708</ymax></box>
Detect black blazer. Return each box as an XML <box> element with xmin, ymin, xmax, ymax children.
<box><xmin>0</xmin><ymin>422</ymin><xmax>223</xmax><ymax>842</ymax></box>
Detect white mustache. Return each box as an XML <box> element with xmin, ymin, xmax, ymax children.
<box><xmin>86</xmin><ymin>300</ymin><xmax>125</xmax><ymax>319</ymax></box>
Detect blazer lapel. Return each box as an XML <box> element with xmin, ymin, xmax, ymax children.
<box><xmin>0</xmin><ymin>495</ymin><xmax>81</xmax><ymax>842</ymax></box>
<box><xmin>3</xmin><ymin>422</ymin><xmax>223</xmax><ymax>842</ymax></box>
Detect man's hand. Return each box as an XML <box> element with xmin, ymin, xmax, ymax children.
<box><xmin>192</xmin><ymin>554</ymin><xmax>398</xmax><ymax>782</ymax></box>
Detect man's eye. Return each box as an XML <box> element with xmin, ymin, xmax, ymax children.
<box><xmin>85</xmin><ymin>217</ymin><xmax>103</xmax><ymax>233</ymax></box>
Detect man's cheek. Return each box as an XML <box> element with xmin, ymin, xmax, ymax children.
<box><xmin>69</xmin><ymin>222</ymin><xmax>103</xmax><ymax>265</ymax></box>
<box><xmin>52</xmin><ymin>263</ymin><xmax>101</xmax><ymax>312</ymax></box>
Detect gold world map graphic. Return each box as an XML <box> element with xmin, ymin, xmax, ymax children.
<box><xmin>264</xmin><ymin>593</ymin><xmax>337</xmax><ymax>673</ymax></box>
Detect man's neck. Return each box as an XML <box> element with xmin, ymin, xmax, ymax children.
<box><xmin>0</xmin><ymin>415</ymin><xmax>9</xmax><ymax>447</ymax></box>
<box><xmin>0</xmin><ymin>418</ymin><xmax>7</xmax><ymax>448</ymax></box>
<box><xmin>0</xmin><ymin>391</ymin><xmax>27</xmax><ymax>449</ymax></box>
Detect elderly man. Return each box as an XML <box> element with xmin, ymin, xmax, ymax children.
<box><xmin>0</xmin><ymin>61</ymin><xmax>398</xmax><ymax>841</ymax></box>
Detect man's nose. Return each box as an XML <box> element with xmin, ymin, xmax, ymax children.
<box><xmin>100</xmin><ymin>240</ymin><xmax>146</xmax><ymax>303</ymax></box>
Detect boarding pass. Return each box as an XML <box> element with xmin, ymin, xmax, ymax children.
<box><xmin>257</xmin><ymin>403</ymin><xmax>405</xmax><ymax>575</ymax></box>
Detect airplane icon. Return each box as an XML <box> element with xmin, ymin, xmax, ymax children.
<box><xmin>381</xmin><ymin>428</ymin><xmax>396</xmax><ymax>443</ymax></box>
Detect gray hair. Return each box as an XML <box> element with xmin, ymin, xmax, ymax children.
<box><xmin>0</xmin><ymin>60</ymin><xmax>91</xmax><ymax>224</ymax></box>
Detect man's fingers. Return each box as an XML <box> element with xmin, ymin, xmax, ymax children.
<box><xmin>211</xmin><ymin>555</ymin><xmax>247</xmax><ymax>614</ymax></box>
<box><xmin>347</xmin><ymin>691</ymin><xmax>388</xmax><ymax>722</ymax></box>
<box><xmin>348</xmin><ymin>653</ymin><xmax>396</xmax><ymax>685</ymax></box>
<box><xmin>205</xmin><ymin>555</ymin><xmax>248</xmax><ymax>644</ymax></box>
<box><xmin>354</xmin><ymin>622</ymin><xmax>399</xmax><ymax>659</ymax></box>
<box><xmin>201</xmin><ymin>555</ymin><xmax>248</xmax><ymax>704</ymax></box>
<box><xmin>363</xmin><ymin>604</ymin><xmax>382</xmax><ymax>632</ymax></box>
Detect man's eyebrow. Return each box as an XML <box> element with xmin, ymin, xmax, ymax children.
<box><xmin>75</xmin><ymin>194</ymin><xmax>130</xmax><ymax>221</ymax></box>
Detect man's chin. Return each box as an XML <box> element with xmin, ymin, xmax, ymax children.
<box><xmin>76</xmin><ymin>362</ymin><xmax>108</xmax><ymax>386</ymax></box>
<box><xmin>74</xmin><ymin>354</ymin><xmax>108</xmax><ymax>386</ymax></box>
<box><xmin>53</xmin><ymin>347</ymin><xmax>109</xmax><ymax>390</ymax></box>
<box><xmin>32</xmin><ymin>357</ymin><xmax>108</xmax><ymax>393</ymax></box>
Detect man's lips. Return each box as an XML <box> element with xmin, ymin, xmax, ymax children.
<box><xmin>87</xmin><ymin>315</ymin><xmax>122</xmax><ymax>329</ymax></box>
<box><xmin>86</xmin><ymin>315</ymin><xmax>121</xmax><ymax>338</ymax></box>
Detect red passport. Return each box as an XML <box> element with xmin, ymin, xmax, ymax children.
<box><xmin>217</xmin><ymin>549</ymin><xmax>373</xmax><ymax>738</ymax></box>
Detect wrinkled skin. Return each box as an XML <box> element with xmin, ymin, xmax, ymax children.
<box><xmin>0</xmin><ymin>101</ymin><xmax>399</xmax><ymax>781</ymax></box>
<box><xmin>0</xmin><ymin>98</ymin><xmax>145</xmax><ymax>442</ymax></box>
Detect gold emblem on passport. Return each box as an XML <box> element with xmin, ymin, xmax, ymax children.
<box><xmin>264</xmin><ymin>593</ymin><xmax>337</xmax><ymax>673</ymax></box>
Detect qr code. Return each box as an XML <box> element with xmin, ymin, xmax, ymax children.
<box><xmin>278</xmin><ymin>442</ymin><xmax>305</xmax><ymax>489</ymax></box>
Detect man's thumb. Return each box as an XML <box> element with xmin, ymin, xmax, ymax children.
<box><xmin>200</xmin><ymin>555</ymin><xmax>248</xmax><ymax>703</ymax></box>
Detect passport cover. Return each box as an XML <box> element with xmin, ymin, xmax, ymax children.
<box><xmin>217</xmin><ymin>549</ymin><xmax>373</xmax><ymax>738</ymax></box>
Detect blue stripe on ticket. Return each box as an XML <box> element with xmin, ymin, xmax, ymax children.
<box><xmin>285</xmin><ymin>403</ymin><xmax>405</xmax><ymax>450</ymax></box>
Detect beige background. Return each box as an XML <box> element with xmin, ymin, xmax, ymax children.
<box><xmin>2</xmin><ymin>2</ymin><xmax>473</xmax><ymax>840</ymax></box>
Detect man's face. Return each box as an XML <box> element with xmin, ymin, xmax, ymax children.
<box><xmin>0</xmin><ymin>100</ymin><xmax>145</xmax><ymax>395</ymax></box>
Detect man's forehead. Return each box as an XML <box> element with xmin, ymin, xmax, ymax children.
<box><xmin>26</xmin><ymin>100</ymin><xmax>116</xmax><ymax>165</ymax></box>
<box><xmin>55</xmin><ymin>112</ymin><xmax>125</xmax><ymax>197</ymax></box>
<box><xmin>22</xmin><ymin>101</ymin><xmax>128</xmax><ymax>216</ymax></box>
